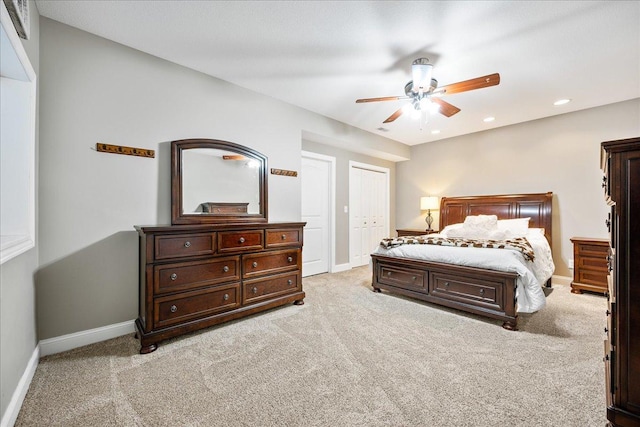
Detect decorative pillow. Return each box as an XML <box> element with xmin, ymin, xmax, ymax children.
<box><xmin>463</xmin><ymin>215</ymin><xmax>498</xmax><ymax>231</ymax></box>
<box><xmin>497</xmin><ymin>218</ymin><xmax>530</xmax><ymax>238</ymax></box>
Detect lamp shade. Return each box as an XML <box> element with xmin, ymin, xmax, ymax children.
<box><xmin>420</xmin><ymin>196</ymin><xmax>439</xmax><ymax>211</ymax></box>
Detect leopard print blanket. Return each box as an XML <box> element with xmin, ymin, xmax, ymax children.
<box><xmin>379</xmin><ymin>235</ymin><xmax>535</xmax><ymax>262</ymax></box>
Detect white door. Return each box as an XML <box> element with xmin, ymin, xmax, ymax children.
<box><xmin>349</xmin><ymin>163</ymin><xmax>389</xmax><ymax>267</ymax></box>
<box><xmin>301</xmin><ymin>153</ymin><xmax>334</xmax><ymax>277</ymax></box>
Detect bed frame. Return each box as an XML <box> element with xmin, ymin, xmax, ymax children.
<box><xmin>371</xmin><ymin>192</ymin><xmax>553</xmax><ymax>330</ymax></box>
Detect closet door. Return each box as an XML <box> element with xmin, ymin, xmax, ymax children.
<box><xmin>301</xmin><ymin>153</ymin><xmax>333</xmax><ymax>276</ymax></box>
<box><xmin>349</xmin><ymin>164</ymin><xmax>389</xmax><ymax>267</ymax></box>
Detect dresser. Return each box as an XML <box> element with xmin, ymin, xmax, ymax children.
<box><xmin>569</xmin><ymin>237</ymin><xmax>609</xmax><ymax>295</ymax></box>
<box><xmin>134</xmin><ymin>222</ymin><xmax>305</xmax><ymax>353</ymax></box>
<box><xmin>601</xmin><ymin>137</ymin><xmax>640</xmax><ymax>427</ymax></box>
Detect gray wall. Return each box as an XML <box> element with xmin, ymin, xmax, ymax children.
<box><xmin>0</xmin><ymin>0</ymin><xmax>39</xmax><ymax>419</ymax></box>
<box><xmin>301</xmin><ymin>140</ymin><xmax>397</xmax><ymax>266</ymax></box>
<box><xmin>35</xmin><ymin>18</ymin><xmax>406</xmax><ymax>340</ymax></box>
<box><xmin>395</xmin><ymin>98</ymin><xmax>640</xmax><ymax>277</ymax></box>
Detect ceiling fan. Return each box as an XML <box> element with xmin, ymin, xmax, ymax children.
<box><xmin>356</xmin><ymin>58</ymin><xmax>500</xmax><ymax>124</ymax></box>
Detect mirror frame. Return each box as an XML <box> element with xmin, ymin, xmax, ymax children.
<box><xmin>171</xmin><ymin>138</ymin><xmax>268</xmax><ymax>225</ymax></box>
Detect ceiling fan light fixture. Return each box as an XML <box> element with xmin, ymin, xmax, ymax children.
<box><xmin>411</xmin><ymin>58</ymin><xmax>433</xmax><ymax>92</ymax></box>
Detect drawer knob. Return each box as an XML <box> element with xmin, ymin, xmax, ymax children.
<box><xmin>601</xmin><ymin>176</ymin><xmax>607</xmax><ymax>188</ymax></box>
<box><xmin>223</xmin><ymin>266</ymin><xmax>229</xmax><ymax>273</ymax></box>
<box><xmin>287</xmin><ymin>279</ymin><xmax>293</xmax><ymax>285</ymax></box>
<box><xmin>184</xmin><ymin>241</ymin><xmax>191</xmax><ymax>248</ymax></box>
<box><xmin>287</xmin><ymin>256</ymin><xmax>293</xmax><ymax>263</ymax></box>
<box><xmin>223</xmin><ymin>293</ymin><xmax>229</xmax><ymax>301</ymax></box>
<box><xmin>252</xmin><ymin>261</ymin><xmax>258</xmax><ymax>268</ymax></box>
<box><xmin>281</xmin><ymin>234</ymin><xmax>286</xmax><ymax>240</ymax></box>
<box><xmin>606</xmin><ymin>310</ymin><xmax>611</xmax><ymax>316</ymax></box>
<box><xmin>604</xmin><ymin>327</ymin><xmax>608</xmax><ymax>334</ymax></box>
<box><xmin>412</xmin><ymin>276</ymin><xmax>416</xmax><ymax>281</ymax></box>
<box><xmin>239</xmin><ymin>237</ymin><xmax>246</xmax><ymax>244</ymax></box>
<box><xmin>444</xmin><ymin>282</ymin><xmax>450</xmax><ymax>287</ymax></box>
<box><xmin>387</xmin><ymin>272</ymin><xmax>392</xmax><ymax>277</ymax></box>
<box><xmin>479</xmin><ymin>289</ymin><xmax>485</xmax><ymax>295</ymax></box>
<box><xmin>605</xmin><ymin>219</ymin><xmax>611</xmax><ymax>229</ymax></box>
<box><xmin>170</xmin><ymin>305</ymin><xmax>177</xmax><ymax>313</ymax></box>
<box><xmin>252</xmin><ymin>287</ymin><xmax>258</xmax><ymax>294</ymax></box>
<box><xmin>170</xmin><ymin>273</ymin><xmax>177</xmax><ymax>281</ymax></box>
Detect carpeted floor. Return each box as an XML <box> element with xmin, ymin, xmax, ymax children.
<box><xmin>16</xmin><ymin>266</ymin><xmax>607</xmax><ymax>426</ymax></box>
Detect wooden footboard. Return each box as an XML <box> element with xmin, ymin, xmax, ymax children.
<box><xmin>371</xmin><ymin>254</ymin><xmax>519</xmax><ymax>330</ymax></box>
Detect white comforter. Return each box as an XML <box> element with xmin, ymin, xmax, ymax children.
<box><xmin>372</xmin><ymin>230</ymin><xmax>555</xmax><ymax>313</ymax></box>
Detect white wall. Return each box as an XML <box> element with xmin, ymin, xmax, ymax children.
<box><xmin>395</xmin><ymin>98</ymin><xmax>640</xmax><ymax>276</ymax></box>
<box><xmin>0</xmin><ymin>0</ymin><xmax>39</xmax><ymax>421</ymax></box>
<box><xmin>36</xmin><ymin>18</ymin><xmax>407</xmax><ymax>339</ymax></box>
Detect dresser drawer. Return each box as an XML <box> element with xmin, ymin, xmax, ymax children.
<box><xmin>218</xmin><ymin>230</ymin><xmax>264</xmax><ymax>253</ymax></box>
<box><xmin>155</xmin><ymin>233</ymin><xmax>216</xmax><ymax>260</ymax></box>
<box><xmin>430</xmin><ymin>272</ymin><xmax>504</xmax><ymax>311</ymax></box>
<box><xmin>154</xmin><ymin>284</ymin><xmax>240</xmax><ymax>328</ymax></box>
<box><xmin>377</xmin><ymin>264</ymin><xmax>427</xmax><ymax>292</ymax></box>
<box><xmin>243</xmin><ymin>272</ymin><xmax>300</xmax><ymax>304</ymax></box>
<box><xmin>266</xmin><ymin>228</ymin><xmax>302</xmax><ymax>248</ymax></box>
<box><xmin>242</xmin><ymin>249</ymin><xmax>300</xmax><ymax>278</ymax></box>
<box><xmin>154</xmin><ymin>256</ymin><xmax>240</xmax><ymax>294</ymax></box>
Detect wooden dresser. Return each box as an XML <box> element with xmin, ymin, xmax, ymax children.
<box><xmin>134</xmin><ymin>222</ymin><xmax>305</xmax><ymax>353</ymax></box>
<box><xmin>570</xmin><ymin>237</ymin><xmax>609</xmax><ymax>295</ymax></box>
<box><xmin>601</xmin><ymin>137</ymin><xmax>640</xmax><ymax>427</ymax></box>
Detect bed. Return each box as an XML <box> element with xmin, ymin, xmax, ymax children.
<box><xmin>371</xmin><ymin>192</ymin><xmax>554</xmax><ymax>330</ymax></box>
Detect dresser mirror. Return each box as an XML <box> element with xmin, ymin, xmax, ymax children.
<box><xmin>171</xmin><ymin>138</ymin><xmax>268</xmax><ymax>224</ymax></box>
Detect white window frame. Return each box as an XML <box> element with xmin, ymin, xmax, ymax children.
<box><xmin>1</xmin><ymin>1</ymin><xmax>36</xmax><ymax>264</ymax></box>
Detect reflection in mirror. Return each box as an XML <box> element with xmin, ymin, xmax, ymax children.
<box><xmin>171</xmin><ymin>139</ymin><xmax>268</xmax><ymax>225</ymax></box>
<box><xmin>182</xmin><ymin>149</ymin><xmax>261</xmax><ymax>215</ymax></box>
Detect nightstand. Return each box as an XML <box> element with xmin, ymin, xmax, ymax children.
<box><xmin>396</xmin><ymin>229</ymin><xmax>438</xmax><ymax>237</ymax></box>
<box><xmin>569</xmin><ymin>237</ymin><xmax>609</xmax><ymax>295</ymax></box>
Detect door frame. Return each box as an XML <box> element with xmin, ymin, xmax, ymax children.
<box><xmin>348</xmin><ymin>161</ymin><xmax>390</xmax><ymax>268</ymax></box>
<box><xmin>301</xmin><ymin>151</ymin><xmax>336</xmax><ymax>274</ymax></box>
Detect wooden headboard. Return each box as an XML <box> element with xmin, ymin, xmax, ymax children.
<box><xmin>439</xmin><ymin>192</ymin><xmax>553</xmax><ymax>245</ymax></box>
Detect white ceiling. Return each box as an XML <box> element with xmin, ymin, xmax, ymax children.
<box><xmin>35</xmin><ymin>1</ymin><xmax>640</xmax><ymax>146</ymax></box>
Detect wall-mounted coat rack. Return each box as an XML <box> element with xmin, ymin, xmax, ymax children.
<box><xmin>96</xmin><ymin>143</ymin><xmax>155</xmax><ymax>158</ymax></box>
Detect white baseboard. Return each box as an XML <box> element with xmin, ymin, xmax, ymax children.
<box><xmin>39</xmin><ymin>319</ymin><xmax>135</xmax><ymax>357</ymax></box>
<box><xmin>552</xmin><ymin>275</ymin><xmax>572</xmax><ymax>286</ymax></box>
<box><xmin>0</xmin><ymin>346</ymin><xmax>39</xmax><ymax>427</ymax></box>
<box><xmin>331</xmin><ymin>263</ymin><xmax>351</xmax><ymax>273</ymax></box>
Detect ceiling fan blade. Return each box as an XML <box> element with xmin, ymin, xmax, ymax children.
<box><xmin>437</xmin><ymin>73</ymin><xmax>500</xmax><ymax>96</ymax></box>
<box><xmin>356</xmin><ymin>96</ymin><xmax>407</xmax><ymax>103</ymax></box>
<box><xmin>431</xmin><ymin>98</ymin><xmax>461</xmax><ymax>117</ymax></box>
<box><xmin>383</xmin><ymin>107</ymin><xmax>404</xmax><ymax>123</ymax></box>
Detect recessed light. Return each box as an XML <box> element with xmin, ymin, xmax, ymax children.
<box><xmin>431</xmin><ymin>130</ymin><xmax>441</xmax><ymax>135</ymax></box>
<box><xmin>554</xmin><ymin>99</ymin><xmax>571</xmax><ymax>106</ymax></box>
<box><xmin>483</xmin><ymin>116</ymin><xmax>495</xmax><ymax>123</ymax></box>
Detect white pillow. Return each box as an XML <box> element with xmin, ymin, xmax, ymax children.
<box><xmin>497</xmin><ymin>218</ymin><xmax>530</xmax><ymax>238</ymax></box>
<box><xmin>463</xmin><ymin>215</ymin><xmax>498</xmax><ymax>231</ymax></box>
<box><xmin>439</xmin><ymin>223</ymin><xmax>463</xmax><ymax>237</ymax></box>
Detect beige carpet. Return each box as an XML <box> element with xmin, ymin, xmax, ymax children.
<box><xmin>16</xmin><ymin>266</ymin><xmax>607</xmax><ymax>426</ymax></box>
